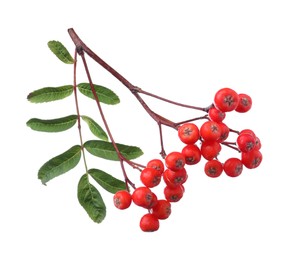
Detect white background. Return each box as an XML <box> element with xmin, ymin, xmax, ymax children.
<box><xmin>1</xmin><ymin>0</ymin><xmax>306</xmax><ymax>259</ymax></box>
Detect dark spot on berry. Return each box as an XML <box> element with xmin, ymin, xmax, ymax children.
<box><xmin>183</xmin><ymin>127</ymin><xmax>193</xmax><ymax>136</ymax></box>
<box><xmin>175</xmin><ymin>159</ymin><xmax>184</xmax><ymax>168</ymax></box>
<box><xmin>224</xmin><ymin>95</ymin><xmax>235</xmax><ymax>107</ymax></box>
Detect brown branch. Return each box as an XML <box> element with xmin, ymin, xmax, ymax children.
<box><xmin>67</xmin><ymin>28</ymin><xmax>211</xmax><ymax>158</ymax></box>
<box><xmin>68</xmin><ymin>28</ymin><xmax>208</xmax><ymax>128</ymax></box>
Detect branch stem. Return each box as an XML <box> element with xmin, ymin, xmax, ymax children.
<box><xmin>68</xmin><ymin>28</ymin><xmax>209</xmax><ymax>127</ymax></box>
<box><xmin>79</xmin><ymin>52</ymin><xmax>136</xmax><ymax>189</ymax></box>
<box><xmin>138</xmin><ymin>88</ymin><xmax>211</xmax><ymax>112</ymax></box>
<box><xmin>68</xmin><ymin>28</ymin><xmax>212</xmax><ymax>158</ymax></box>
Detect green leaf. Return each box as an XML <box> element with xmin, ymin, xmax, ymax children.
<box><xmin>27</xmin><ymin>85</ymin><xmax>74</xmax><ymax>103</ymax></box>
<box><xmin>88</xmin><ymin>168</ymin><xmax>126</xmax><ymax>194</ymax></box>
<box><xmin>38</xmin><ymin>145</ymin><xmax>82</xmax><ymax>185</ymax></box>
<box><xmin>26</xmin><ymin>115</ymin><xmax>78</xmax><ymax>132</ymax></box>
<box><xmin>48</xmin><ymin>41</ymin><xmax>74</xmax><ymax>64</ymax></box>
<box><xmin>78</xmin><ymin>174</ymin><xmax>106</xmax><ymax>223</ymax></box>
<box><xmin>77</xmin><ymin>83</ymin><xmax>120</xmax><ymax>105</ymax></box>
<box><xmin>81</xmin><ymin>115</ymin><xmax>108</xmax><ymax>141</ymax></box>
<box><xmin>84</xmin><ymin>140</ymin><xmax>143</xmax><ymax>161</ymax></box>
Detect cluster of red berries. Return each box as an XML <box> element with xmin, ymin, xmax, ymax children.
<box><xmin>113</xmin><ymin>87</ymin><xmax>262</xmax><ymax>232</ymax></box>
<box><xmin>113</xmin><ymin>155</ymin><xmax>187</xmax><ymax>232</ymax></box>
<box><xmin>179</xmin><ymin>88</ymin><xmax>262</xmax><ymax>178</ymax></box>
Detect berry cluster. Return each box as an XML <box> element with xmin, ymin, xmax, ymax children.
<box><xmin>178</xmin><ymin>87</ymin><xmax>262</xmax><ymax>178</ymax></box>
<box><xmin>113</xmin><ymin>156</ymin><xmax>184</xmax><ymax>232</ymax></box>
<box><xmin>113</xmin><ymin>87</ymin><xmax>262</xmax><ymax>232</ymax></box>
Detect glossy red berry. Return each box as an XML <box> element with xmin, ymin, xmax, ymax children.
<box><xmin>214</xmin><ymin>88</ymin><xmax>239</xmax><ymax>112</ymax></box>
<box><xmin>235</xmin><ymin>93</ymin><xmax>252</xmax><ymax>113</ymax></box>
<box><xmin>239</xmin><ymin>129</ymin><xmax>256</xmax><ymax>138</ymax></box>
<box><xmin>254</xmin><ymin>136</ymin><xmax>262</xmax><ymax>150</ymax></box>
<box><xmin>208</xmin><ymin>107</ymin><xmax>226</xmax><ymax>122</ymax></box>
<box><xmin>200</xmin><ymin>121</ymin><xmax>221</xmax><ymax>141</ymax></box>
<box><xmin>223</xmin><ymin>158</ymin><xmax>243</xmax><ymax>177</ymax></box>
<box><xmin>140</xmin><ymin>167</ymin><xmax>161</xmax><ymax>188</ymax></box>
<box><xmin>217</xmin><ymin>122</ymin><xmax>230</xmax><ymax>142</ymax></box>
<box><xmin>181</xmin><ymin>144</ymin><xmax>201</xmax><ymax>165</ymax></box>
<box><xmin>113</xmin><ymin>190</ymin><xmax>132</xmax><ymax>210</ymax></box>
<box><xmin>204</xmin><ymin>160</ymin><xmax>223</xmax><ymax>178</ymax></box>
<box><xmin>147</xmin><ymin>159</ymin><xmax>164</xmax><ymax>175</ymax></box>
<box><xmin>152</xmin><ymin>199</ymin><xmax>172</xmax><ymax>220</ymax></box>
<box><xmin>140</xmin><ymin>213</ymin><xmax>160</xmax><ymax>232</ymax></box>
<box><xmin>236</xmin><ymin>133</ymin><xmax>256</xmax><ymax>152</ymax></box>
<box><xmin>132</xmin><ymin>187</ymin><xmax>157</xmax><ymax>209</ymax></box>
<box><xmin>163</xmin><ymin>168</ymin><xmax>188</xmax><ymax>187</ymax></box>
<box><xmin>241</xmin><ymin>150</ymin><xmax>262</xmax><ymax>169</ymax></box>
<box><xmin>178</xmin><ymin>123</ymin><xmax>200</xmax><ymax>144</ymax></box>
<box><xmin>164</xmin><ymin>185</ymin><xmax>184</xmax><ymax>202</ymax></box>
<box><xmin>200</xmin><ymin>141</ymin><xmax>221</xmax><ymax>160</ymax></box>
<box><xmin>165</xmin><ymin>152</ymin><xmax>186</xmax><ymax>171</ymax></box>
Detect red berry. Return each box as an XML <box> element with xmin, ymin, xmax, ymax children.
<box><xmin>200</xmin><ymin>121</ymin><xmax>221</xmax><ymax>141</ymax></box>
<box><xmin>208</xmin><ymin>107</ymin><xmax>226</xmax><ymax>122</ymax></box>
<box><xmin>236</xmin><ymin>133</ymin><xmax>256</xmax><ymax>152</ymax></box>
<box><xmin>132</xmin><ymin>187</ymin><xmax>157</xmax><ymax>209</ymax></box>
<box><xmin>217</xmin><ymin>122</ymin><xmax>230</xmax><ymax>142</ymax></box>
<box><xmin>147</xmin><ymin>159</ymin><xmax>164</xmax><ymax>175</ymax></box>
<box><xmin>113</xmin><ymin>190</ymin><xmax>132</xmax><ymax>210</ymax></box>
<box><xmin>164</xmin><ymin>185</ymin><xmax>184</xmax><ymax>202</ymax></box>
<box><xmin>140</xmin><ymin>167</ymin><xmax>161</xmax><ymax>188</ymax></box>
<box><xmin>165</xmin><ymin>152</ymin><xmax>186</xmax><ymax>171</ymax></box>
<box><xmin>200</xmin><ymin>141</ymin><xmax>221</xmax><ymax>160</ymax></box>
<box><xmin>163</xmin><ymin>168</ymin><xmax>188</xmax><ymax>187</ymax></box>
<box><xmin>178</xmin><ymin>123</ymin><xmax>200</xmax><ymax>144</ymax></box>
<box><xmin>152</xmin><ymin>199</ymin><xmax>172</xmax><ymax>220</ymax></box>
<box><xmin>181</xmin><ymin>144</ymin><xmax>202</xmax><ymax>165</ymax></box>
<box><xmin>239</xmin><ymin>129</ymin><xmax>256</xmax><ymax>138</ymax></box>
<box><xmin>254</xmin><ymin>136</ymin><xmax>262</xmax><ymax>150</ymax></box>
<box><xmin>204</xmin><ymin>160</ymin><xmax>223</xmax><ymax>178</ymax></box>
<box><xmin>139</xmin><ymin>213</ymin><xmax>160</xmax><ymax>232</ymax></box>
<box><xmin>214</xmin><ymin>88</ymin><xmax>239</xmax><ymax>112</ymax></box>
<box><xmin>235</xmin><ymin>93</ymin><xmax>252</xmax><ymax>113</ymax></box>
<box><xmin>241</xmin><ymin>150</ymin><xmax>262</xmax><ymax>169</ymax></box>
<box><xmin>223</xmin><ymin>158</ymin><xmax>243</xmax><ymax>177</ymax></box>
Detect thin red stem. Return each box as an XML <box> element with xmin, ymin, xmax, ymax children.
<box><xmin>221</xmin><ymin>142</ymin><xmax>240</xmax><ymax>152</ymax></box>
<box><xmin>175</xmin><ymin>115</ymin><xmax>210</xmax><ymax>127</ymax></box>
<box><xmin>138</xmin><ymin>88</ymin><xmax>211</xmax><ymax>112</ymax></box>
<box><xmin>79</xmin><ymin>51</ymin><xmax>136</xmax><ymax>189</ymax></box>
<box><xmin>229</xmin><ymin>128</ymin><xmax>240</xmax><ymax>135</ymax></box>
<box><xmin>158</xmin><ymin>123</ymin><xmax>166</xmax><ymax>158</ymax></box>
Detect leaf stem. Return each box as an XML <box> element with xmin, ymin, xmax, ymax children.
<box><xmin>73</xmin><ymin>50</ymin><xmax>89</xmax><ymax>173</ymax></box>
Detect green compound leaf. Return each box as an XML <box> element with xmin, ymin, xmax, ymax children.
<box><xmin>81</xmin><ymin>115</ymin><xmax>108</xmax><ymax>141</ymax></box>
<box><xmin>27</xmin><ymin>85</ymin><xmax>74</xmax><ymax>103</ymax></box>
<box><xmin>78</xmin><ymin>174</ymin><xmax>106</xmax><ymax>223</ymax></box>
<box><xmin>38</xmin><ymin>145</ymin><xmax>82</xmax><ymax>185</ymax></box>
<box><xmin>77</xmin><ymin>83</ymin><xmax>120</xmax><ymax>105</ymax></box>
<box><xmin>88</xmin><ymin>168</ymin><xmax>126</xmax><ymax>194</ymax></box>
<box><xmin>84</xmin><ymin>140</ymin><xmax>143</xmax><ymax>161</ymax></box>
<box><xmin>47</xmin><ymin>41</ymin><xmax>74</xmax><ymax>64</ymax></box>
<box><xmin>26</xmin><ymin>115</ymin><xmax>78</xmax><ymax>132</ymax></box>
